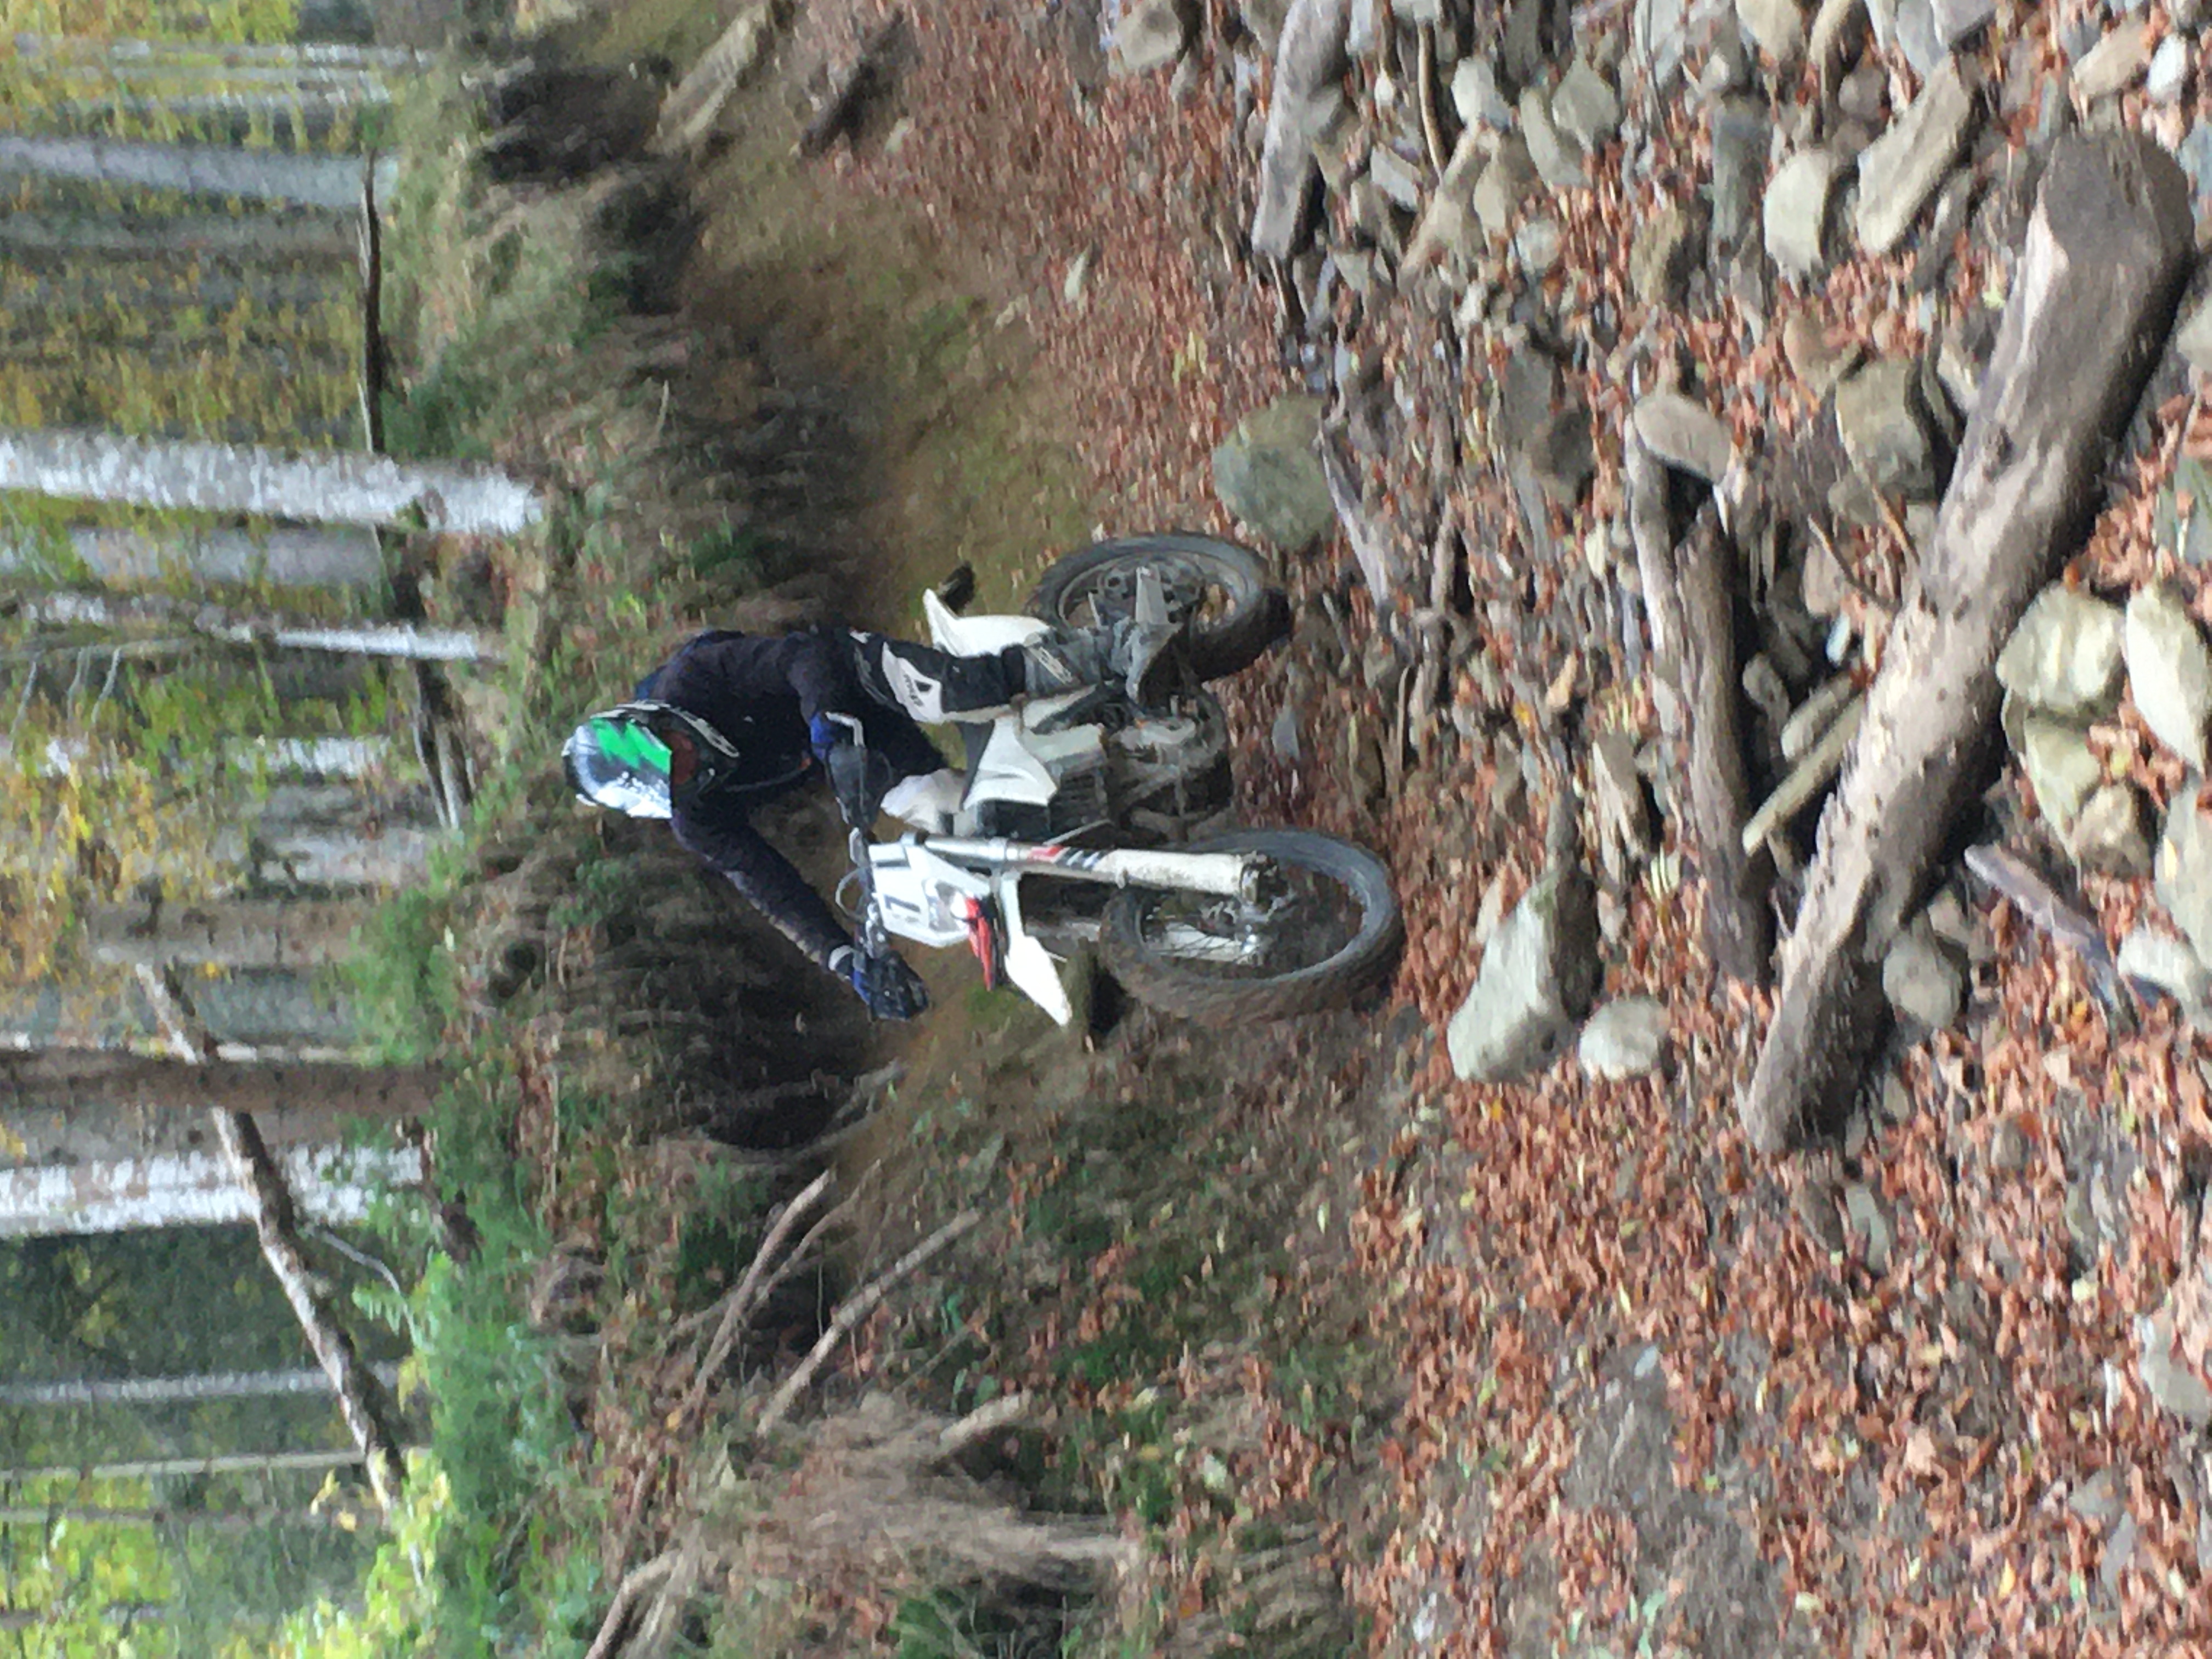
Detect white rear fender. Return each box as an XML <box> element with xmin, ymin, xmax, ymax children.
<box><xmin>923</xmin><ymin>588</ymin><xmax>1050</xmax><ymax>655</ymax></box>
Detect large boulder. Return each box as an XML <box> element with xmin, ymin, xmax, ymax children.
<box><xmin>1446</xmin><ymin>802</ymin><xmax>1601</xmax><ymax>1082</ymax></box>
<box><xmin>1211</xmin><ymin>396</ymin><xmax>1335</xmax><ymax>551</ymax></box>
<box><xmin>2125</xmin><ymin>583</ymin><xmax>2212</xmax><ymax>772</ymax></box>
<box><xmin>1996</xmin><ymin>585</ymin><xmax>2125</xmax><ymax>718</ymax></box>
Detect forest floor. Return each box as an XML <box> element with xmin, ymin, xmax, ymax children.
<box><xmin>433</xmin><ymin>0</ymin><xmax>2212</xmax><ymax>1648</ymax></box>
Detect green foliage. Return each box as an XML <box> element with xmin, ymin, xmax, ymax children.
<box><xmin>375</xmin><ymin>82</ymin><xmax>634</xmax><ymax>466</ymax></box>
<box><xmin>264</xmin><ymin>1454</ymin><xmax>450</xmax><ymax>1659</ymax></box>
<box><xmin>338</xmin><ymin>887</ymin><xmax>461</xmax><ymax>1064</ymax></box>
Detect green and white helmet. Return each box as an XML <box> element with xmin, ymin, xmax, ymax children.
<box><xmin>562</xmin><ymin>702</ymin><xmax>737</xmax><ymax>819</ymax></box>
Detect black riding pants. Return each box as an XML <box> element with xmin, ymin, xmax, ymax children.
<box><xmin>847</xmin><ymin>632</ymin><xmax>1028</xmax><ymax>725</ymax></box>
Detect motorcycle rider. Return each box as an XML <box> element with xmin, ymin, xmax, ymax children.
<box><xmin>562</xmin><ymin>618</ymin><xmax>1169</xmax><ymax>1020</ymax></box>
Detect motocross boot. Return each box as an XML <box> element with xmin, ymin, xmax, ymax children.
<box><xmin>1020</xmin><ymin>617</ymin><xmax>1177</xmax><ymax>706</ymax></box>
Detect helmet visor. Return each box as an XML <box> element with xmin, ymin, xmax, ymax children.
<box><xmin>566</xmin><ymin>713</ymin><xmax>675</xmax><ymax>819</ymax></box>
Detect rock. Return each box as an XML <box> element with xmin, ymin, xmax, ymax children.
<box><xmin>1331</xmin><ymin>246</ymin><xmax>1376</xmax><ymax>299</ymax></box>
<box><xmin>1062</xmin><ymin>247</ymin><xmax>1094</xmax><ymax>305</ymax></box>
<box><xmin>2176</xmin><ymin>294</ymin><xmax>2212</xmax><ymax>376</ymax></box>
<box><xmin>1577</xmin><ymin>997</ymin><xmax>1670</xmax><ymax>1079</ymax></box>
<box><xmin>2070</xmin><ymin>1468</ymin><xmax>2126</xmax><ymax>1525</ymax></box>
<box><xmin>1445</xmin><ymin>855</ymin><xmax>1601</xmax><ymax>1081</ymax></box>
<box><xmin>1810</xmin><ymin>0</ymin><xmax>1869</xmax><ymax>82</ymax></box>
<box><xmin>2018</xmin><ymin>716</ymin><xmax>2103</xmax><ymax>833</ymax></box>
<box><xmin>1527</xmin><ymin>403</ymin><xmax>1596</xmax><ymax>503</ymax></box>
<box><xmin>1889</xmin><ymin>0</ymin><xmax>1944</xmax><ymax>75</ymax></box>
<box><xmin>1782</xmin><ymin>313</ymin><xmax>1861</xmax><ymax>398</ymax></box>
<box><xmin>1551</xmin><ymin>58</ymin><xmax>1622</xmax><ymax>154</ymax></box>
<box><xmin>1239</xmin><ymin>0</ymin><xmax>1291</xmax><ymax>53</ymax></box>
<box><xmin>1499</xmin><ymin>0</ymin><xmax>1544</xmax><ymax>84</ymax></box>
<box><xmin>1450</xmin><ymin>797</ymin><xmax>1600</xmax><ymax>1077</ymax></box>
<box><xmin>1107</xmin><ymin>0</ymin><xmax>1193</xmax><ymax>76</ymax></box>
<box><xmin>1471</xmin><ymin>137</ymin><xmax>1537</xmax><ymax>241</ymax></box>
<box><xmin>1211</xmin><ymin>396</ymin><xmax>1334</xmax><ymax>551</ymax></box>
<box><xmin>1589</xmin><ymin>729</ymin><xmax>1654</xmax><ymax>864</ymax></box>
<box><xmin>1764</xmin><ymin>146</ymin><xmax>1840</xmax><ymax>278</ymax></box>
<box><xmin>1629</xmin><ymin>202</ymin><xmax>1703</xmax><ymax>306</ymax></box>
<box><xmin>1799</xmin><ymin>527</ymin><xmax>1852</xmax><ymax>617</ymax></box>
<box><xmin>2177</xmin><ymin>124</ymin><xmax>2212</xmax><ymax>219</ymax></box>
<box><xmin>2102</xmin><ymin>1515</ymin><xmax>2141</xmax><ymax>1601</ymax></box>
<box><xmin>2117</xmin><ymin>924</ymin><xmax>2212</xmax><ymax>1012</ymax></box>
<box><xmin>2072</xmin><ymin>21</ymin><xmax>2152</xmax><ymax>103</ymax></box>
<box><xmin>1515</xmin><ymin>216</ymin><xmax>1564</xmax><ymax>275</ymax></box>
<box><xmin>1632</xmin><ymin>390</ymin><xmax>1736</xmax><ymax>482</ymax></box>
<box><xmin>1403</xmin><ymin>134</ymin><xmax>1487</xmax><ymax>270</ymax></box>
<box><xmin>1697</xmin><ymin>31</ymin><xmax>1753</xmax><ymax>98</ymax></box>
<box><xmin>1345</xmin><ymin>0</ymin><xmax>1381</xmax><ymax>57</ymax></box>
<box><xmin>1996</xmin><ymin>586</ymin><xmax>2126</xmax><ymax>717</ymax></box>
<box><xmin>1494</xmin><ymin>348</ymin><xmax>1561</xmax><ymax>454</ymax></box>
<box><xmin>1737</xmin><ymin>0</ymin><xmax>1808</xmax><ymax>67</ymax></box>
<box><xmin>2069</xmin><ymin>782</ymin><xmax>2153</xmax><ymax>876</ymax></box>
<box><xmin>1519</xmin><ymin>87</ymin><xmax>1587</xmax><ymax>191</ymax></box>
<box><xmin>2148</xmin><ymin>34</ymin><xmax>2192</xmax><ymax>103</ymax></box>
<box><xmin>1451</xmin><ymin>56</ymin><xmax>1513</xmax><ymax>130</ymax></box>
<box><xmin>1833</xmin><ymin>358</ymin><xmax>1938</xmax><ymax>498</ymax></box>
<box><xmin>1842</xmin><ymin>1182</ymin><xmax>1895</xmax><ymax>1271</ymax></box>
<box><xmin>2137</xmin><ymin>1308</ymin><xmax>2212</xmax><ymax>1427</ymax></box>
<box><xmin>1932</xmin><ymin>0</ymin><xmax>1993</xmax><ymax>47</ymax></box>
<box><xmin>2157</xmin><ymin>783</ymin><xmax>2212</xmax><ymax>968</ymax></box>
<box><xmin>1709</xmin><ymin>98</ymin><xmax>1770</xmax><ymax>252</ymax></box>
<box><xmin>1367</xmin><ymin>145</ymin><xmax>1425</xmax><ymax>211</ymax></box>
<box><xmin>1882</xmin><ymin>928</ymin><xmax>1964</xmax><ymax>1030</ymax></box>
<box><xmin>1855</xmin><ymin>57</ymin><xmax>1976</xmax><ymax>255</ymax></box>
<box><xmin>2126</xmin><ymin>583</ymin><xmax>2212</xmax><ymax>771</ymax></box>
<box><xmin>1635</xmin><ymin>0</ymin><xmax>1691</xmax><ymax>93</ymax></box>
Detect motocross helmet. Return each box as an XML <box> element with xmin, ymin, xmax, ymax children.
<box><xmin>562</xmin><ymin>702</ymin><xmax>739</xmax><ymax>819</ymax></box>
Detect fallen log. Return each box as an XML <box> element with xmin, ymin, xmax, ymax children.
<box><xmin>213</xmin><ymin>1110</ymin><xmax>410</xmax><ymax>1511</ymax></box>
<box><xmin>1657</xmin><ymin>499</ymin><xmax>1774</xmax><ymax>985</ymax></box>
<box><xmin>1249</xmin><ymin>0</ymin><xmax>1349</xmax><ymax>260</ymax></box>
<box><xmin>1740</xmin><ymin>132</ymin><xmax>2194</xmax><ymax>1154</ymax></box>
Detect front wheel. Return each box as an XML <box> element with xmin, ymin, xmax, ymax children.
<box><xmin>1101</xmin><ymin>830</ymin><xmax>1402</xmax><ymax>1024</ymax></box>
<box><xmin>1028</xmin><ymin>533</ymin><xmax>1285</xmax><ymax>682</ymax></box>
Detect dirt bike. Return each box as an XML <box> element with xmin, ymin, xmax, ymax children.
<box><xmin>830</xmin><ymin>534</ymin><xmax>1403</xmax><ymax>1026</ymax></box>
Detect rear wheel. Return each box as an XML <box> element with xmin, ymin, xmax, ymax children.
<box><xmin>1028</xmin><ymin>534</ymin><xmax>1285</xmax><ymax>682</ymax></box>
<box><xmin>1101</xmin><ymin>830</ymin><xmax>1402</xmax><ymax>1024</ymax></box>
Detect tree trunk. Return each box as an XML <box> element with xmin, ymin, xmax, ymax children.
<box><xmin>1740</xmin><ymin>133</ymin><xmax>2196</xmax><ymax>1154</ymax></box>
<box><xmin>0</xmin><ymin>1604</ymin><xmax>166</xmax><ymax>1632</ymax></box>
<box><xmin>3</xmin><ymin>1048</ymin><xmax>434</xmax><ymax>1139</ymax></box>
<box><xmin>84</xmin><ymin>897</ymin><xmax>372</xmax><ymax>970</ymax></box>
<box><xmin>0</xmin><ymin>1447</ymin><xmax>381</xmax><ymax>1484</ymax></box>
<box><xmin>0</xmin><ymin>134</ymin><xmax>396</xmax><ymax>210</ymax></box>
<box><xmin>0</xmin><ymin>1503</ymin><xmax>335</xmax><ymax>1531</ymax></box>
<box><xmin>1249</xmin><ymin>0</ymin><xmax>1350</xmax><ymax>260</ymax></box>
<box><xmin>7</xmin><ymin>33</ymin><xmax>432</xmax><ymax>72</ymax></box>
<box><xmin>0</xmin><ymin>208</ymin><xmax>357</xmax><ymax>261</ymax></box>
<box><xmin>0</xmin><ymin>428</ymin><xmax>544</xmax><ymax>535</ymax></box>
<box><xmin>212</xmin><ymin>1109</ymin><xmax>407</xmax><ymax>1510</ymax></box>
<box><xmin>0</xmin><ymin>1142</ymin><xmax>420</xmax><ymax>1235</ymax></box>
<box><xmin>22</xmin><ymin>589</ymin><xmax>487</xmax><ymax>658</ymax></box>
<box><xmin>1633</xmin><ymin>483</ymin><xmax>1773</xmax><ymax>984</ymax></box>
<box><xmin>0</xmin><ymin>524</ymin><xmax>385</xmax><ymax>588</ymax></box>
<box><xmin>0</xmin><ymin>1363</ymin><xmax>399</xmax><ymax>1407</ymax></box>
